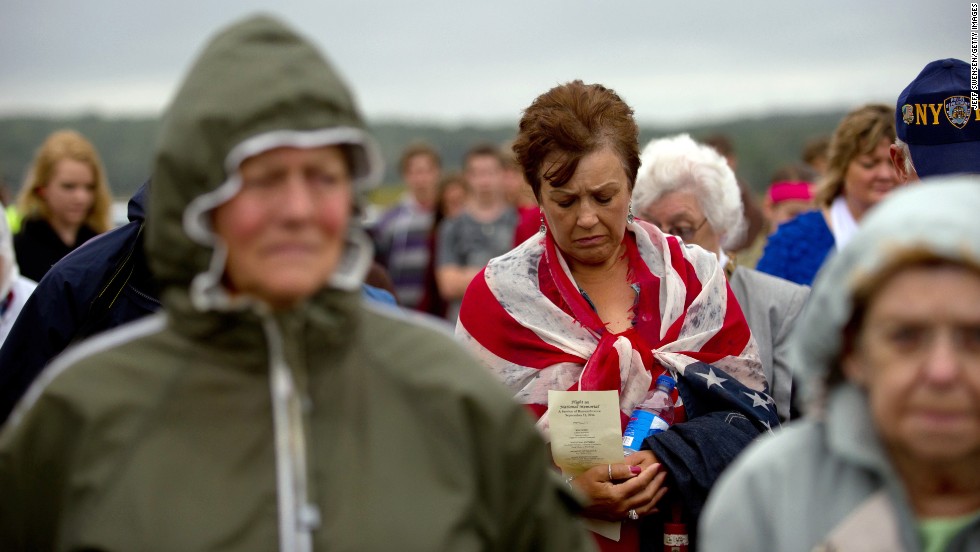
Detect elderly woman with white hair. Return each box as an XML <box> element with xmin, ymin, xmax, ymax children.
<box><xmin>632</xmin><ymin>134</ymin><xmax>809</xmax><ymax>421</ymax></box>
<box><xmin>0</xmin><ymin>214</ymin><xmax>37</xmax><ymax>347</ymax></box>
<box><xmin>699</xmin><ymin>177</ymin><xmax>980</xmax><ymax>552</ymax></box>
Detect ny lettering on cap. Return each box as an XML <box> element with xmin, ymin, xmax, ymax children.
<box><xmin>895</xmin><ymin>58</ymin><xmax>980</xmax><ymax>178</ymax></box>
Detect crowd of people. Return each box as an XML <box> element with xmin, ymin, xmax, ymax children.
<box><xmin>0</xmin><ymin>13</ymin><xmax>978</xmax><ymax>552</ymax></box>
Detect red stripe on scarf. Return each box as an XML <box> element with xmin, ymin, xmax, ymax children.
<box><xmin>656</xmin><ymin>236</ymin><xmax>703</xmax><ymax>346</ymax></box>
<box><xmin>579</xmin><ymin>333</ymin><xmax>625</xmax><ymax>391</ymax></box>
<box><xmin>692</xmin><ymin>283</ymin><xmax>752</xmax><ymax>363</ymax></box>
<box><xmin>626</xmin><ymin>235</ymin><xmax>664</xmax><ymax>346</ymax></box>
<box><xmin>459</xmin><ymin>268</ymin><xmax>586</xmax><ymax>368</ymax></box>
<box><xmin>661</xmin><ymin>235</ymin><xmax>752</xmax><ymax>364</ymax></box>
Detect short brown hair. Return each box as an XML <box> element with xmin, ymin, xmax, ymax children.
<box><xmin>498</xmin><ymin>141</ymin><xmax>519</xmax><ymax>170</ymax></box>
<box><xmin>702</xmin><ymin>133</ymin><xmax>734</xmax><ymax>158</ymax></box>
<box><xmin>463</xmin><ymin>143</ymin><xmax>504</xmax><ymax>169</ymax></box>
<box><xmin>434</xmin><ymin>171</ymin><xmax>468</xmax><ymax>224</ymax></box>
<box><xmin>512</xmin><ymin>80</ymin><xmax>640</xmax><ymax>201</ymax></box>
<box><xmin>814</xmin><ymin>104</ymin><xmax>895</xmax><ymax>208</ymax></box>
<box><xmin>802</xmin><ymin>135</ymin><xmax>830</xmax><ymax>166</ymax></box>
<box><xmin>398</xmin><ymin>142</ymin><xmax>441</xmax><ymax>176</ymax></box>
<box><xmin>769</xmin><ymin>163</ymin><xmax>817</xmax><ymax>184</ymax></box>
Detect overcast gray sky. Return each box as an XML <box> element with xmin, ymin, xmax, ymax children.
<box><xmin>0</xmin><ymin>0</ymin><xmax>968</xmax><ymax>126</ymax></box>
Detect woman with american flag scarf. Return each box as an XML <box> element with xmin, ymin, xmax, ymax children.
<box><xmin>455</xmin><ymin>80</ymin><xmax>779</xmax><ymax>552</ymax></box>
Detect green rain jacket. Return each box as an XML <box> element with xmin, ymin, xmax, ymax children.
<box><xmin>0</xmin><ymin>15</ymin><xmax>594</xmax><ymax>552</ymax></box>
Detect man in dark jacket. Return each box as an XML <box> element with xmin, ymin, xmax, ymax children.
<box><xmin>0</xmin><ymin>181</ymin><xmax>159</xmax><ymax>423</ymax></box>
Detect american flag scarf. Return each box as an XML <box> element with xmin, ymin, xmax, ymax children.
<box><xmin>456</xmin><ymin>220</ymin><xmax>766</xmax><ymax>437</ymax></box>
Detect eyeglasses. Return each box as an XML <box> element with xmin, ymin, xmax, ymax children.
<box><xmin>659</xmin><ymin>218</ymin><xmax>708</xmax><ymax>242</ymax></box>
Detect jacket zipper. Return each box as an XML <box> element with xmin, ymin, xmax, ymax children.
<box><xmin>263</xmin><ymin>316</ymin><xmax>319</xmax><ymax>552</ymax></box>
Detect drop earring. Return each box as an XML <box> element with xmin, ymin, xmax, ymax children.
<box><xmin>627</xmin><ymin>201</ymin><xmax>635</xmax><ymax>224</ymax></box>
<box><xmin>539</xmin><ymin>211</ymin><xmax>546</xmax><ymax>233</ymax></box>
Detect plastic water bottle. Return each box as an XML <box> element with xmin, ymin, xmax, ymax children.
<box><xmin>622</xmin><ymin>375</ymin><xmax>676</xmax><ymax>454</ymax></box>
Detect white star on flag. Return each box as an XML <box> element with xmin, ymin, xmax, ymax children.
<box><xmin>678</xmin><ymin>361</ymin><xmax>781</xmax><ymax>433</ymax></box>
<box><xmin>696</xmin><ymin>366</ymin><xmax>728</xmax><ymax>389</ymax></box>
<box><xmin>743</xmin><ymin>391</ymin><xmax>770</xmax><ymax>409</ymax></box>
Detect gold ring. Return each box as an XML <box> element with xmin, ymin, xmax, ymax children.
<box><xmin>608</xmin><ymin>464</ymin><xmax>613</xmax><ymax>480</ymax></box>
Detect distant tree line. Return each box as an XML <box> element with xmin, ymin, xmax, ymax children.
<box><xmin>0</xmin><ymin>111</ymin><xmax>845</xmax><ymax>203</ymax></box>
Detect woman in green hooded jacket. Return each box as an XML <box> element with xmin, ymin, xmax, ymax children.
<box><xmin>0</xmin><ymin>14</ymin><xmax>594</xmax><ymax>552</ymax></box>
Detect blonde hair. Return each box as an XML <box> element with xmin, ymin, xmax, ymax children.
<box><xmin>16</xmin><ymin>129</ymin><xmax>112</xmax><ymax>233</ymax></box>
<box><xmin>814</xmin><ymin>104</ymin><xmax>895</xmax><ymax>208</ymax></box>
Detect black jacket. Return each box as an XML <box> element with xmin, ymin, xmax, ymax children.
<box><xmin>14</xmin><ymin>218</ymin><xmax>98</xmax><ymax>282</ymax></box>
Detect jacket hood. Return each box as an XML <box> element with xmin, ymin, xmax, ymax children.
<box><xmin>791</xmin><ymin>176</ymin><xmax>980</xmax><ymax>404</ymax></box>
<box><xmin>146</xmin><ymin>14</ymin><xmax>382</xmax><ymax>309</ymax></box>
<box><xmin>127</xmin><ymin>180</ymin><xmax>149</xmax><ymax>223</ymax></box>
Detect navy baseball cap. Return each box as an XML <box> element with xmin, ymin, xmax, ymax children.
<box><xmin>896</xmin><ymin>58</ymin><xmax>980</xmax><ymax>178</ymax></box>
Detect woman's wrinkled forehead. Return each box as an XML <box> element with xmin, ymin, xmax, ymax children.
<box><xmin>222</xmin><ymin>128</ymin><xmax>382</xmax><ymax>192</ymax></box>
<box><xmin>539</xmin><ymin>145</ymin><xmax>632</xmax><ymax>191</ymax></box>
<box><xmin>237</xmin><ymin>144</ymin><xmax>352</xmax><ymax>177</ymax></box>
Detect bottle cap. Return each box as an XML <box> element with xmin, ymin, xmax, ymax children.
<box><xmin>655</xmin><ymin>374</ymin><xmax>675</xmax><ymax>392</ymax></box>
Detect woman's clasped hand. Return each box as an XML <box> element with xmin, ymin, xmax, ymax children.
<box><xmin>571</xmin><ymin>452</ymin><xmax>667</xmax><ymax>521</ymax></box>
